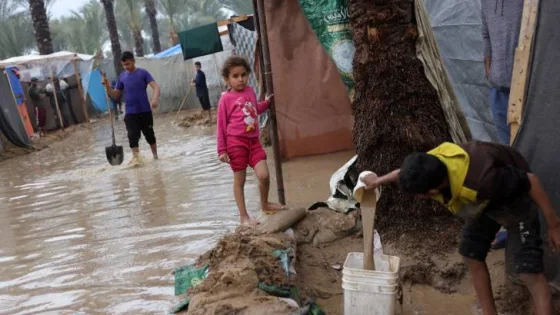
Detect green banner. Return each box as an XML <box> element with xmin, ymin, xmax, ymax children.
<box><xmin>298</xmin><ymin>0</ymin><xmax>355</xmax><ymax>99</ymax></box>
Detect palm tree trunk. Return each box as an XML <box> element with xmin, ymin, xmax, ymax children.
<box><xmin>28</xmin><ymin>0</ymin><xmax>53</xmax><ymax>55</ymax></box>
<box><xmin>132</xmin><ymin>27</ymin><xmax>144</xmax><ymax>57</ymax></box>
<box><xmin>100</xmin><ymin>0</ymin><xmax>123</xmax><ymax>76</ymax></box>
<box><xmin>349</xmin><ymin>0</ymin><xmax>459</xmax><ymax>239</ymax></box>
<box><xmin>145</xmin><ymin>0</ymin><xmax>161</xmax><ymax>53</ymax></box>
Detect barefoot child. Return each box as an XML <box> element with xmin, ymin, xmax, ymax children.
<box><xmin>216</xmin><ymin>56</ymin><xmax>284</xmax><ymax>225</ymax></box>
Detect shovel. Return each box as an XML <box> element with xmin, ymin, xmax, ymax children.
<box><xmin>102</xmin><ymin>73</ymin><xmax>124</xmax><ymax>166</ymax></box>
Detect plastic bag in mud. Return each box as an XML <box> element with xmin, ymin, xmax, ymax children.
<box><xmin>174</xmin><ymin>264</ymin><xmax>209</xmax><ymax>296</ymax></box>
<box><xmin>298</xmin><ymin>0</ymin><xmax>355</xmax><ymax>98</ymax></box>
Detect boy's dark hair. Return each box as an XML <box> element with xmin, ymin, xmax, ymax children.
<box><xmin>398</xmin><ymin>153</ymin><xmax>448</xmax><ymax>194</ymax></box>
<box><xmin>121</xmin><ymin>51</ymin><xmax>134</xmax><ymax>62</ymax></box>
<box><xmin>221</xmin><ymin>56</ymin><xmax>251</xmax><ymax>78</ymax></box>
<box><xmin>194</xmin><ymin>61</ymin><xmax>201</xmax><ymax>67</ymax></box>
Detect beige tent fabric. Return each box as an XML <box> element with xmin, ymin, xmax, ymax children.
<box><xmin>264</xmin><ymin>0</ymin><xmax>354</xmax><ymax>159</ymax></box>
<box><xmin>415</xmin><ymin>0</ymin><xmax>472</xmax><ymax>143</ymax></box>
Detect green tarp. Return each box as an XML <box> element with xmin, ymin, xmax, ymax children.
<box><xmin>298</xmin><ymin>0</ymin><xmax>355</xmax><ymax>97</ymax></box>
<box><xmin>178</xmin><ymin>23</ymin><xmax>224</xmax><ymax>60</ymax></box>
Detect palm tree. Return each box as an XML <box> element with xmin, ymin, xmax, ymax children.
<box><xmin>119</xmin><ymin>0</ymin><xmax>144</xmax><ymax>57</ymax></box>
<box><xmin>0</xmin><ymin>0</ymin><xmax>36</xmax><ymax>59</ymax></box>
<box><xmin>157</xmin><ymin>0</ymin><xmax>188</xmax><ymax>46</ymax></box>
<box><xmin>62</xmin><ymin>1</ymin><xmax>106</xmax><ymax>54</ymax></box>
<box><xmin>221</xmin><ymin>0</ymin><xmax>253</xmax><ymax>15</ymax></box>
<box><xmin>27</xmin><ymin>0</ymin><xmax>53</xmax><ymax>54</ymax></box>
<box><xmin>145</xmin><ymin>0</ymin><xmax>161</xmax><ymax>53</ymax></box>
<box><xmin>100</xmin><ymin>0</ymin><xmax>123</xmax><ymax>75</ymax></box>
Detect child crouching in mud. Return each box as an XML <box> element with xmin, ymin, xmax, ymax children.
<box><xmin>216</xmin><ymin>56</ymin><xmax>285</xmax><ymax>225</ymax></box>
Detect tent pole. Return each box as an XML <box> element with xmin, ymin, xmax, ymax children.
<box><xmin>49</xmin><ymin>68</ymin><xmax>65</xmax><ymax>130</ymax></box>
<box><xmin>3</xmin><ymin>70</ymin><xmax>31</xmax><ymax>140</ymax></box>
<box><xmin>72</xmin><ymin>58</ymin><xmax>90</xmax><ymax>123</ymax></box>
<box><xmin>255</xmin><ymin>0</ymin><xmax>286</xmax><ymax>205</ymax></box>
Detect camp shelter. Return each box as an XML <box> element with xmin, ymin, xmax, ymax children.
<box><xmin>0</xmin><ymin>51</ymin><xmax>101</xmax><ymax>130</ymax></box>
<box><xmin>0</xmin><ymin>66</ymin><xmax>31</xmax><ymax>149</ymax></box>
<box><xmin>92</xmin><ymin>25</ymin><xmax>234</xmax><ymax>114</ymax></box>
<box><xmin>260</xmin><ymin>1</ymin><xmax>354</xmax><ymax>159</ymax></box>
<box><xmin>4</xmin><ymin>66</ymin><xmax>34</xmax><ymax>138</ymax></box>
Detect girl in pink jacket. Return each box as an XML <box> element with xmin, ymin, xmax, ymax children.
<box><xmin>216</xmin><ymin>56</ymin><xmax>285</xmax><ymax>225</ymax></box>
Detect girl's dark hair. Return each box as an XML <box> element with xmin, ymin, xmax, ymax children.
<box><xmin>221</xmin><ymin>56</ymin><xmax>251</xmax><ymax>78</ymax></box>
<box><xmin>398</xmin><ymin>153</ymin><xmax>447</xmax><ymax>194</ymax></box>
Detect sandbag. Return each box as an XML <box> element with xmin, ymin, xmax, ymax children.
<box><xmin>258</xmin><ymin>208</ymin><xmax>307</xmax><ymax>233</ymax></box>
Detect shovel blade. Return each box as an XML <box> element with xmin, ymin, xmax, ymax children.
<box><xmin>105</xmin><ymin>145</ymin><xmax>124</xmax><ymax>166</ymax></box>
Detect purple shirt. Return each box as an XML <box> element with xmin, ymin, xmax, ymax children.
<box><xmin>116</xmin><ymin>68</ymin><xmax>154</xmax><ymax>114</ymax></box>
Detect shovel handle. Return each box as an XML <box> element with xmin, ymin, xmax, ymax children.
<box><xmin>101</xmin><ymin>71</ymin><xmax>117</xmax><ymax>146</ymax></box>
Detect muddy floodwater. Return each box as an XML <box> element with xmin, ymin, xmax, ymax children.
<box><xmin>0</xmin><ymin>114</ymin><xmax>274</xmax><ymax>314</ymax></box>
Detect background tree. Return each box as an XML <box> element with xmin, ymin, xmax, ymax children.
<box><xmin>348</xmin><ymin>0</ymin><xmax>460</xmax><ymax>243</ymax></box>
<box><xmin>27</xmin><ymin>0</ymin><xmax>53</xmax><ymax>54</ymax></box>
<box><xmin>0</xmin><ymin>0</ymin><xmax>35</xmax><ymax>59</ymax></box>
<box><xmin>144</xmin><ymin>0</ymin><xmax>161</xmax><ymax>53</ymax></box>
<box><xmin>100</xmin><ymin>0</ymin><xmax>122</xmax><ymax>75</ymax></box>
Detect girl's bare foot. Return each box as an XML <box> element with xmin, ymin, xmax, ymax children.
<box><xmin>262</xmin><ymin>203</ymin><xmax>286</xmax><ymax>215</ymax></box>
<box><xmin>240</xmin><ymin>216</ymin><xmax>260</xmax><ymax>226</ymax></box>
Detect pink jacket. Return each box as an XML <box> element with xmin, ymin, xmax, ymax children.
<box><xmin>216</xmin><ymin>86</ymin><xmax>269</xmax><ymax>155</ymax></box>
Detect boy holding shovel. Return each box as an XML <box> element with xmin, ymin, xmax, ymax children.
<box><xmin>362</xmin><ymin>141</ymin><xmax>560</xmax><ymax>315</ymax></box>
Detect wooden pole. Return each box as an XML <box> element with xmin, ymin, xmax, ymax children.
<box><xmin>49</xmin><ymin>68</ymin><xmax>65</xmax><ymax>130</ymax></box>
<box><xmin>72</xmin><ymin>58</ymin><xmax>90</xmax><ymax>123</ymax></box>
<box><xmin>255</xmin><ymin>0</ymin><xmax>286</xmax><ymax>205</ymax></box>
<box><xmin>508</xmin><ymin>0</ymin><xmax>540</xmax><ymax>145</ymax></box>
<box><xmin>174</xmin><ymin>85</ymin><xmax>192</xmax><ymax>123</ymax></box>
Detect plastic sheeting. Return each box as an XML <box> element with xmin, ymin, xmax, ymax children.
<box><xmin>98</xmin><ymin>36</ymin><xmax>233</xmax><ymax>113</ymax></box>
<box><xmin>0</xmin><ymin>71</ymin><xmax>30</xmax><ymax>148</ymax></box>
<box><xmin>264</xmin><ymin>0</ymin><xmax>354</xmax><ymax>159</ymax></box>
<box><xmin>416</xmin><ymin>0</ymin><xmax>471</xmax><ymax>143</ymax></box>
<box><xmin>423</xmin><ymin>0</ymin><xmax>498</xmax><ymax>142</ymax></box>
<box><xmin>513</xmin><ymin>0</ymin><xmax>559</xmax><ymax>290</ymax></box>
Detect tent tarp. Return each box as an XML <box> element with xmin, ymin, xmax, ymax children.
<box><xmin>0</xmin><ymin>70</ymin><xmax>30</xmax><ymax>148</ymax></box>
<box><xmin>150</xmin><ymin>45</ymin><xmax>182</xmax><ymax>58</ymax></box>
<box><xmin>423</xmin><ymin>0</ymin><xmax>498</xmax><ymax>142</ymax></box>
<box><xmin>513</xmin><ymin>0</ymin><xmax>560</xmax><ymax>290</ymax></box>
<box><xmin>264</xmin><ymin>0</ymin><xmax>354</xmax><ymax>159</ymax></box>
<box><xmin>179</xmin><ymin>23</ymin><xmax>224</xmax><ymax>60</ymax></box>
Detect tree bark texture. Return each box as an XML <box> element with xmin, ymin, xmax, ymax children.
<box><xmin>28</xmin><ymin>0</ymin><xmax>53</xmax><ymax>55</ymax></box>
<box><xmin>100</xmin><ymin>0</ymin><xmax>123</xmax><ymax>76</ymax></box>
<box><xmin>145</xmin><ymin>0</ymin><xmax>161</xmax><ymax>54</ymax></box>
<box><xmin>349</xmin><ymin>0</ymin><xmax>461</xmax><ymax>245</ymax></box>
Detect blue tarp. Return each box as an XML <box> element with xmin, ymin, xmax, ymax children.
<box><xmin>5</xmin><ymin>66</ymin><xmax>25</xmax><ymax>106</ymax></box>
<box><xmin>86</xmin><ymin>70</ymin><xmax>109</xmax><ymax>112</ymax></box>
<box><xmin>150</xmin><ymin>45</ymin><xmax>182</xmax><ymax>58</ymax></box>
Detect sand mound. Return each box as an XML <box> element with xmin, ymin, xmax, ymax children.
<box><xmin>184</xmin><ymin>226</ymin><xmax>299</xmax><ymax>314</ymax></box>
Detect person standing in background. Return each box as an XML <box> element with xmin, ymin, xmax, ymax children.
<box><xmin>481</xmin><ymin>0</ymin><xmax>523</xmax><ymax>145</ymax></box>
<box><xmin>45</xmin><ymin>77</ymin><xmax>70</xmax><ymax>129</ymax></box>
<box><xmin>191</xmin><ymin>61</ymin><xmax>212</xmax><ymax>122</ymax></box>
<box><xmin>28</xmin><ymin>78</ymin><xmax>46</xmax><ymax>136</ymax></box>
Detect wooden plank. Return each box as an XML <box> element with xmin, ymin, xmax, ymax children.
<box><xmin>508</xmin><ymin>0</ymin><xmax>539</xmax><ymax>145</ymax></box>
<box><xmin>217</xmin><ymin>15</ymin><xmax>249</xmax><ymax>27</ymax></box>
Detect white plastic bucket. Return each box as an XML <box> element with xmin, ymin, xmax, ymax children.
<box><xmin>342</xmin><ymin>252</ymin><xmax>400</xmax><ymax>315</ymax></box>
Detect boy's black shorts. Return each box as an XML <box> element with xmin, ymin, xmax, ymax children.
<box><xmin>124</xmin><ymin>112</ymin><xmax>156</xmax><ymax>148</ymax></box>
<box><xmin>198</xmin><ymin>94</ymin><xmax>211</xmax><ymax>110</ymax></box>
<box><xmin>459</xmin><ymin>196</ymin><xmax>544</xmax><ymax>275</ymax></box>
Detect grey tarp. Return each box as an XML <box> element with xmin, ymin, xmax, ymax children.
<box><xmin>424</xmin><ymin>0</ymin><xmax>499</xmax><ymax>142</ymax></box>
<box><xmin>415</xmin><ymin>0</ymin><xmax>471</xmax><ymax>143</ymax></box>
<box><xmin>0</xmin><ymin>72</ymin><xmax>30</xmax><ymax>148</ymax></box>
<box><xmin>513</xmin><ymin>0</ymin><xmax>559</xmax><ymax>290</ymax></box>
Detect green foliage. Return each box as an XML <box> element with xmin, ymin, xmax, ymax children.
<box><xmin>0</xmin><ymin>0</ymin><xmax>254</xmax><ymax>60</ymax></box>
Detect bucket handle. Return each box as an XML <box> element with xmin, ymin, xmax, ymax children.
<box><xmin>343</xmin><ymin>281</ymin><xmax>398</xmax><ymax>294</ymax></box>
